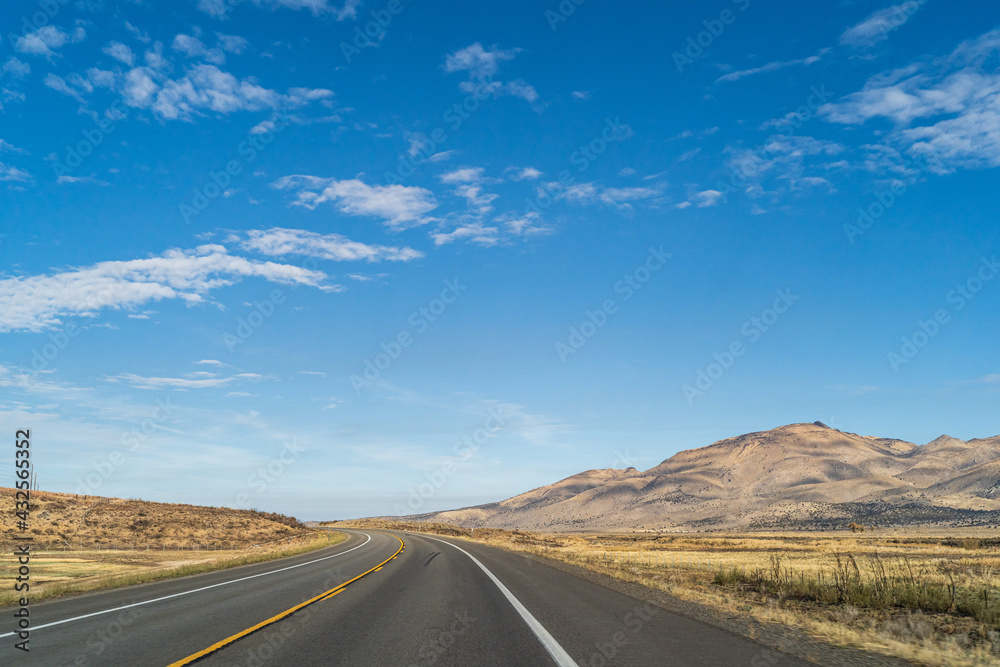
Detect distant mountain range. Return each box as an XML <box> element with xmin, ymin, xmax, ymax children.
<box><xmin>407</xmin><ymin>422</ymin><xmax>1000</xmax><ymax>531</ymax></box>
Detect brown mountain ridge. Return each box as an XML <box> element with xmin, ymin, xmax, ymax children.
<box><xmin>408</xmin><ymin>422</ymin><xmax>1000</xmax><ymax>531</ymax></box>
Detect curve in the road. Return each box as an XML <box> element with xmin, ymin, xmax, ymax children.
<box><xmin>0</xmin><ymin>532</ymin><xmax>374</xmax><ymax>641</ymax></box>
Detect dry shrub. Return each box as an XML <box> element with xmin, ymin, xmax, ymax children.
<box><xmin>882</xmin><ymin>611</ymin><xmax>935</xmax><ymax>642</ymax></box>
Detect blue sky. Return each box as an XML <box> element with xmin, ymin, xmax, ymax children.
<box><xmin>1</xmin><ymin>0</ymin><xmax>999</xmax><ymax>520</ymax></box>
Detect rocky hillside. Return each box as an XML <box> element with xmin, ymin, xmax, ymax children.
<box><xmin>408</xmin><ymin>422</ymin><xmax>1000</xmax><ymax>531</ymax></box>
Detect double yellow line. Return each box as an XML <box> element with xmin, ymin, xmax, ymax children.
<box><xmin>167</xmin><ymin>534</ymin><xmax>405</xmax><ymax>666</ymax></box>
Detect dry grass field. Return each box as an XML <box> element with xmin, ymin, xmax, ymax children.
<box><xmin>0</xmin><ymin>487</ymin><xmax>341</xmax><ymax>606</ymax></box>
<box><xmin>332</xmin><ymin>519</ymin><xmax>1000</xmax><ymax>667</ymax></box>
<box><xmin>0</xmin><ymin>488</ymin><xmax>311</xmax><ymax>551</ymax></box>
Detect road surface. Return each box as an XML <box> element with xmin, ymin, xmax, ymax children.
<box><xmin>1</xmin><ymin>529</ymin><xmax>808</xmax><ymax>666</ymax></box>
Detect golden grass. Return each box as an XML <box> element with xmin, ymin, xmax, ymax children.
<box><xmin>332</xmin><ymin>519</ymin><xmax>1000</xmax><ymax>667</ymax></box>
<box><xmin>0</xmin><ymin>531</ymin><xmax>347</xmax><ymax>607</ymax></box>
<box><xmin>0</xmin><ymin>487</ymin><xmax>311</xmax><ymax>551</ymax></box>
<box><xmin>0</xmin><ymin>486</ymin><xmax>341</xmax><ymax>606</ymax></box>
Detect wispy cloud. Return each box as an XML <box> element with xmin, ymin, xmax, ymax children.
<box><xmin>508</xmin><ymin>166</ymin><xmax>542</xmax><ymax>181</ymax></box>
<box><xmin>444</xmin><ymin>42</ymin><xmax>519</xmax><ymax>79</ymax></box>
<box><xmin>106</xmin><ymin>370</ymin><xmax>268</xmax><ymax>390</ymax></box>
<box><xmin>272</xmin><ymin>176</ymin><xmax>438</xmax><ymax>230</ymax></box>
<box><xmin>717</xmin><ymin>51</ymin><xmax>827</xmax><ymax>83</ymax></box>
<box><xmin>197</xmin><ymin>0</ymin><xmax>360</xmax><ymax>20</ymax></box>
<box><xmin>0</xmin><ymin>244</ymin><xmax>330</xmax><ymax>332</ymax></box>
<box><xmin>840</xmin><ymin>1</ymin><xmax>926</xmax><ymax>48</ymax></box>
<box><xmin>556</xmin><ymin>182</ymin><xmax>663</xmax><ymax>209</ymax></box>
<box><xmin>444</xmin><ymin>42</ymin><xmax>539</xmax><ymax>105</ymax></box>
<box><xmin>0</xmin><ymin>163</ymin><xmax>31</xmax><ymax>183</ymax></box>
<box><xmin>235</xmin><ymin>227</ymin><xmax>424</xmax><ymax>262</ymax></box>
<box><xmin>822</xmin><ymin>29</ymin><xmax>1000</xmax><ymax>174</ymax></box>
<box><xmin>15</xmin><ymin>26</ymin><xmax>84</xmax><ymax>58</ymax></box>
<box><xmin>117</xmin><ymin>60</ymin><xmax>333</xmax><ymax>121</ymax></box>
<box><xmin>103</xmin><ymin>41</ymin><xmax>135</xmax><ymax>66</ymax></box>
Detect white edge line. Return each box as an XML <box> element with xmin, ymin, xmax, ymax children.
<box><xmin>0</xmin><ymin>531</ymin><xmax>372</xmax><ymax>639</ymax></box>
<box><xmin>423</xmin><ymin>535</ymin><xmax>579</xmax><ymax>667</ymax></box>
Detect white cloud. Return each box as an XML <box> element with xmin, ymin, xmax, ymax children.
<box><xmin>87</xmin><ymin>68</ymin><xmax>117</xmax><ymax>88</ymax></box>
<box><xmin>272</xmin><ymin>175</ymin><xmax>438</xmax><ymax>230</ymax></box>
<box><xmin>452</xmin><ymin>184</ymin><xmax>498</xmax><ymax>216</ymax></box>
<box><xmin>119</xmin><ymin>62</ymin><xmax>333</xmax><ymax>121</ymax></box>
<box><xmin>840</xmin><ymin>1</ymin><xmax>925</xmax><ymax>48</ymax></box>
<box><xmin>107</xmin><ymin>373</ymin><xmax>233</xmax><ymax>390</ymax></box>
<box><xmin>571</xmin><ymin>90</ymin><xmax>592</xmax><ymax>101</ymax></box>
<box><xmin>498</xmin><ymin>79</ymin><xmax>539</xmax><ymax>103</ymax></box>
<box><xmin>822</xmin><ymin>29</ymin><xmax>1000</xmax><ymax>173</ymax></box>
<box><xmin>427</xmin><ymin>150</ymin><xmax>456</xmax><ymax>163</ymax></box>
<box><xmin>143</xmin><ymin>42</ymin><xmax>171</xmax><ymax>73</ymax></box>
<box><xmin>691</xmin><ymin>190</ymin><xmax>723</xmax><ymax>208</ymax></box>
<box><xmin>716</xmin><ymin>52</ymin><xmax>825</xmax><ymax>83</ymax></box>
<box><xmin>761</xmin><ymin>135</ymin><xmax>845</xmax><ymax>159</ymax></box>
<box><xmin>56</xmin><ymin>174</ymin><xmax>109</xmax><ymax>186</ymax></box>
<box><xmin>439</xmin><ymin>167</ymin><xmax>487</xmax><ymax>184</ymax></box>
<box><xmin>198</xmin><ymin>0</ymin><xmax>360</xmax><ymax>19</ymax></box>
<box><xmin>103</xmin><ymin>41</ymin><xmax>135</xmax><ymax>66</ymax></box>
<box><xmin>0</xmin><ymin>88</ymin><xmax>26</xmax><ymax>111</ymax></box>
<box><xmin>459</xmin><ymin>79</ymin><xmax>539</xmax><ymax>104</ymax></box>
<box><xmin>44</xmin><ymin>73</ymin><xmax>93</xmax><ymax>102</ymax></box>
<box><xmin>509</xmin><ymin>166</ymin><xmax>542</xmax><ymax>181</ymax></box>
<box><xmin>431</xmin><ymin>221</ymin><xmax>500</xmax><ymax>247</ymax></box>
<box><xmin>0</xmin><ymin>163</ymin><xmax>31</xmax><ymax>183</ymax></box>
<box><xmin>716</xmin><ymin>135</ymin><xmax>845</xmax><ymax>201</ymax></box>
<box><xmin>125</xmin><ymin>22</ymin><xmax>151</xmax><ymax>44</ymax></box>
<box><xmin>197</xmin><ymin>359</ymin><xmax>225</xmax><ymax>366</ymax></box>
<box><xmin>444</xmin><ymin>43</ymin><xmax>518</xmax><ymax>79</ymax></box>
<box><xmin>172</xmin><ymin>33</ymin><xmax>231</xmax><ymax>65</ymax></box>
<box><xmin>250</xmin><ymin>119</ymin><xmax>276</xmax><ymax>134</ymax></box>
<box><xmin>438</xmin><ymin>167</ymin><xmax>501</xmax><ymax>218</ymax></box>
<box><xmin>444</xmin><ymin>43</ymin><xmax>539</xmax><ymax>106</ymax></box>
<box><xmin>2</xmin><ymin>58</ymin><xmax>30</xmax><ymax>78</ymax></box>
<box><xmin>236</xmin><ymin>227</ymin><xmax>424</xmax><ymax>262</ymax></box>
<box><xmin>196</xmin><ymin>0</ymin><xmax>229</xmax><ymax>17</ymax></box>
<box><xmin>497</xmin><ymin>211</ymin><xmax>551</xmax><ymax>237</ymax></box>
<box><xmin>106</xmin><ymin>370</ymin><xmax>268</xmax><ymax>390</ymax></box>
<box><xmin>557</xmin><ymin>182</ymin><xmax>662</xmax><ymax>209</ymax></box>
<box><xmin>432</xmin><ymin>168</ymin><xmax>551</xmax><ymax>245</ymax></box>
<box><xmin>406</xmin><ymin>132</ymin><xmax>433</xmax><ymax>158</ymax></box>
<box><xmin>15</xmin><ymin>26</ymin><xmax>81</xmax><ymax>57</ymax></box>
<box><xmin>217</xmin><ymin>33</ymin><xmax>249</xmax><ymax>53</ymax></box>
<box><xmin>0</xmin><ymin>244</ymin><xmax>331</xmax><ymax>332</ymax></box>
<box><xmin>174</xmin><ymin>34</ymin><xmax>208</xmax><ymax>58</ymax></box>
<box><xmin>0</xmin><ymin>139</ymin><xmax>26</xmax><ymax>154</ymax></box>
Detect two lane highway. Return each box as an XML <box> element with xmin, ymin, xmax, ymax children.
<box><xmin>0</xmin><ymin>530</ymin><xmax>401</xmax><ymax>666</ymax></box>
<box><xmin>3</xmin><ymin>530</ymin><xmax>808</xmax><ymax>665</ymax></box>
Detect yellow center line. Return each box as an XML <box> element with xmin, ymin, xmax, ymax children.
<box><xmin>166</xmin><ymin>534</ymin><xmax>405</xmax><ymax>666</ymax></box>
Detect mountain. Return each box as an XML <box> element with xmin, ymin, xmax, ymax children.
<box><xmin>407</xmin><ymin>422</ymin><xmax>1000</xmax><ymax>531</ymax></box>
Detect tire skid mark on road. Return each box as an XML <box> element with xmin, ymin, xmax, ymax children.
<box><xmin>166</xmin><ymin>533</ymin><xmax>405</xmax><ymax>666</ymax></box>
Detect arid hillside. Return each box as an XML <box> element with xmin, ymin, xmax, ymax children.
<box><xmin>0</xmin><ymin>488</ymin><xmax>311</xmax><ymax>551</ymax></box>
<box><xmin>409</xmin><ymin>422</ymin><xmax>1000</xmax><ymax>531</ymax></box>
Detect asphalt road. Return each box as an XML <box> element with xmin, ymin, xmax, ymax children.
<box><xmin>1</xmin><ymin>529</ymin><xmax>809</xmax><ymax>666</ymax></box>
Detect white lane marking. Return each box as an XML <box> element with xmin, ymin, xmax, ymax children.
<box><xmin>0</xmin><ymin>532</ymin><xmax>373</xmax><ymax>639</ymax></box>
<box><xmin>423</xmin><ymin>535</ymin><xmax>579</xmax><ymax>667</ymax></box>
